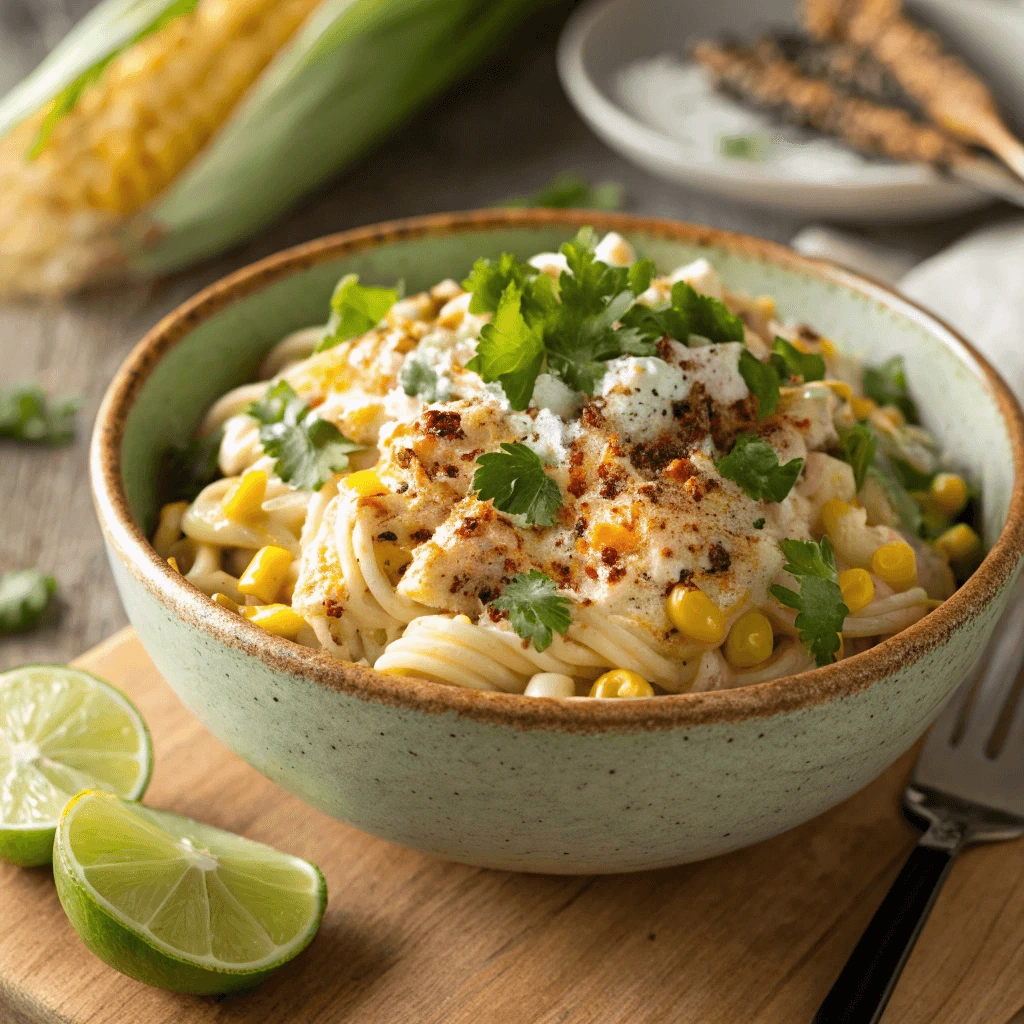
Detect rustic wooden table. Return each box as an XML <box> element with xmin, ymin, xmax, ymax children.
<box><xmin>0</xmin><ymin>1</ymin><xmax>1011</xmax><ymax>671</ymax></box>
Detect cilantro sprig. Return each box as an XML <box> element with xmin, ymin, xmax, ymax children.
<box><xmin>249</xmin><ymin>381</ymin><xmax>363</xmax><ymax>491</ymax></box>
<box><xmin>0</xmin><ymin>382</ymin><xmax>81</xmax><ymax>445</ymax></box>
<box><xmin>463</xmin><ymin>228</ymin><xmax>741</xmax><ymax>409</ymax></box>
<box><xmin>0</xmin><ymin>569</ymin><xmax>57</xmax><ymax>633</ymax></box>
<box><xmin>771</xmin><ymin>337</ymin><xmax>825</xmax><ymax>383</ymax></box>
<box><xmin>769</xmin><ymin>538</ymin><xmax>848</xmax><ymax>666</ymax></box>
<box><xmin>838</xmin><ymin>423</ymin><xmax>877</xmax><ymax>492</ymax></box>
<box><xmin>472</xmin><ymin>442</ymin><xmax>562</xmax><ymax>526</ymax></box>
<box><xmin>317</xmin><ymin>274</ymin><xmax>399</xmax><ymax>352</ymax></box>
<box><xmin>466</xmin><ymin>283</ymin><xmax>546</xmax><ymax>409</ymax></box>
<box><xmin>863</xmin><ymin>355</ymin><xmax>919</xmax><ymax>423</ymax></box>
<box><xmin>738</xmin><ymin>349</ymin><xmax>780</xmax><ymax>419</ymax></box>
<box><xmin>500</xmin><ymin>172</ymin><xmax>624</xmax><ymax>211</ymax></box>
<box><xmin>716</xmin><ymin>434</ymin><xmax>804</xmax><ymax>502</ymax></box>
<box><xmin>492</xmin><ymin>570</ymin><xmax>572</xmax><ymax>652</ymax></box>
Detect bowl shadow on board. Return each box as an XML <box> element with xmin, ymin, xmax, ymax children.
<box><xmin>209</xmin><ymin>755</ymin><xmax>907</xmax><ymax>1017</ymax></box>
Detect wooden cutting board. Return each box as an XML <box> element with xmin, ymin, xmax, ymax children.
<box><xmin>2</xmin><ymin>629</ymin><xmax>1023</xmax><ymax>1024</ymax></box>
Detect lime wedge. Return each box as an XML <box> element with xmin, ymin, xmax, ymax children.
<box><xmin>54</xmin><ymin>791</ymin><xmax>327</xmax><ymax>994</ymax></box>
<box><xmin>0</xmin><ymin>665</ymin><xmax>152</xmax><ymax>866</ymax></box>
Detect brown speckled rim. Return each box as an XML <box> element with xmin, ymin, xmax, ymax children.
<box><xmin>90</xmin><ymin>209</ymin><xmax>1024</xmax><ymax>733</ymax></box>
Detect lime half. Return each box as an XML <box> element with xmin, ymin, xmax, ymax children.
<box><xmin>54</xmin><ymin>791</ymin><xmax>327</xmax><ymax>994</ymax></box>
<box><xmin>0</xmin><ymin>665</ymin><xmax>152</xmax><ymax>866</ymax></box>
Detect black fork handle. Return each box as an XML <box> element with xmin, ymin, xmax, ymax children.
<box><xmin>813</xmin><ymin>842</ymin><xmax>957</xmax><ymax>1024</ymax></box>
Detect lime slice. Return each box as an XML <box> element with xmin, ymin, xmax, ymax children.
<box><xmin>54</xmin><ymin>791</ymin><xmax>327</xmax><ymax>994</ymax></box>
<box><xmin>0</xmin><ymin>665</ymin><xmax>152</xmax><ymax>866</ymax></box>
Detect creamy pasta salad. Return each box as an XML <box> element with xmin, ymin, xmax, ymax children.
<box><xmin>153</xmin><ymin>229</ymin><xmax>983</xmax><ymax>699</ymax></box>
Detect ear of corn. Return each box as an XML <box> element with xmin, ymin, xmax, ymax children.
<box><xmin>0</xmin><ymin>0</ymin><xmax>550</xmax><ymax>297</ymax></box>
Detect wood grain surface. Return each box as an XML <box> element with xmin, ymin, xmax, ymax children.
<box><xmin>0</xmin><ymin>1</ymin><xmax>1006</xmax><ymax>675</ymax></box>
<box><xmin>0</xmin><ymin>628</ymin><xmax>1022</xmax><ymax>1024</ymax></box>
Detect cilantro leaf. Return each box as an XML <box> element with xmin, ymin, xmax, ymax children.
<box><xmin>863</xmin><ymin>355</ymin><xmax>919</xmax><ymax>423</ymax></box>
<box><xmin>163</xmin><ymin>425</ymin><xmax>224</xmax><ymax>502</ymax></box>
<box><xmin>249</xmin><ymin>381</ymin><xmax>363</xmax><ymax>491</ymax></box>
<box><xmin>753</xmin><ymin>518</ymin><xmax>766</xmax><ymax>529</ymax></box>
<box><xmin>775</xmin><ymin>536</ymin><xmax>839</xmax><ymax>580</ymax></box>
<box><xmin>771</xmin><ymin>337</ymin><xmax>825</xmax><ymax>383</ymax></box>
<box><xmin>738</xmin><ymin>349</ymin><xmax>780</xmax><ymax>419</ymax></box>
<box><xmin>472</xmin><ymin>442</ymin><xmax>562</xmax><ymax>526</ymax></box>
<box><xmin>399</xmin><ymin>357</ymin><xmax>450</xmax><ymax>403</ymax></box>
<box><xmin>317</xmin><ymin>274</ymin><xmax>398</xmax><ymax>351</ymax></box>
<box><xmin>0</xmin><ymin>569</ymin><xmax>57</xmax><ymax>633</ymax></box>
<box><xmin>558</xmin><ymin>227</ymin><xmax>626</xmax><ymax>317</ymax></box>
<box><xmin>0</xmin><ymin>382</ymin><xmax>81</xmax><ymax>445</ymax></box>
<box><xmin>716</xmin><ymin>434</ymin><xmax>804</xmax><ymax>502</ymax></box>
<box><xmin>500</xmin><ymin>172</ymin><xmax>624</xmax><ymax>211</ymax></box>
<box><xmin>838</xmin><ymin>423</ymin><xmax>877</xmax><ymax>492</ymax></box>
<box><xmin>665</xmin><ymin>281</ymin><xmax>745</xmax><ymax>344</ymax></box>
<box><xmin>768</xmin><ymin>538</ymin><xmax>848</xmax><ymax>666</ymax></box>
<box><xmin>466</xmin><ymin>283</ymin><xmax>545</xmax><ymax>411</ymax></box>
<box><xmin>462</xmin><ymin>253</ymin><xmax>555</xmax><ymax>321</ymax></box>
<box><xmin>492</xmin><ymin>570</ymin><xmax>572</xmax><ymax>652</ymax></box>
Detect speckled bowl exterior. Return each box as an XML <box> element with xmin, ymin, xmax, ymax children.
<box><xmin>91</xmin><ymin>210</ymin><xmax>1024</xmax><ymax>874</ymax></box>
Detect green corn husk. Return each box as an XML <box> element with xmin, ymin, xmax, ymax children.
<box><xmin>0</xmin><ymin>0</ymin><xmax>551</xmax><ymax>296</ymax></box>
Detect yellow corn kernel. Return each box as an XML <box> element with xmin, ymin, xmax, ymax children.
<box><xmin>838</xmin><ymin>568</ymin><xmax>874</xmax><ymax>613</ymax></box>
<box><xmin>342</xmin><ymin>469</ymin><xmax>387</xmax><ymax>498</ymax></box>
<box><xmin>753</xmin><ymin>295</ymin><xmax>776</xmax><ymax>319</ymax></box>
<box><xmin>590</xmin><ymin>522</ymin><xmax>639</xmax><ymax>554</ymax></box>
<box><xmin>724</xmin><ymin>611</ymin><xmax>774</xmax><ymax>669</ymax></box>
<box><xmin>849</xmin><ymin>396</ymin><xmax>876</xmax><ymax>420</ymax></box>
<box><xmin>820</xmin><ymin>498</ymin><xmax>852</xmax><ymax>536</ymax></box>
<box><xmin>375</xmin><ymin>542</ymin><xmax>412</xmax><ymax>584</ymax></box>
<box><xmin>666</xmin><ymin>586</ymin><xmax>727</xmax><ymax>645</ymax></box>
<box><xmin>241</xmin><ymin>603</ymin><xmax>306</xmax><ymax>640</ymax></box>
<box><xmin>871</xmin><ymin>542</ymin><xmax>918</xmax><ymax>591</ymax></box>
<box><xmin>820</xmin><ymin>339</ymin><xmax>838</xmax><ymax>359</ymax></box>
<box><xmin>930</xmin><ymin>473</ymin><xmax>968</xmax><ymax>516</ymax></box>
<box><xmin>934</xmin><ymin>523</ymin><xmax>983</xmax><ymax>564</ymax></box>
<box><xmin>238</xmin><ymin>545</ymin><xmax>293</xmax><ymax>603</ymax></box>
<box><xmin>589</xmin><ymin>669</ymin><xmax>655</xmax><ymax>699</ymax></box>
<box><xmin>212</xmin><ymin>592</ymin><xmax>240</xmax><ymax>612</ymax></box>
<box><xmin>790</xmin><ymin>337</ymin><xmax>810</xmax><ymax>353</ymax></box>
<box><xmin>822</xmin><ymin>379</ymin><xmax>853</xmax><ymax>402</ymax></box>
<box><xmin>166</xmin><ymin>556</ymin><xmax>180</xmax><ymax>574</ymax></box>
<box><xmin>221</xmin><ymin>469</ymin><xmax>267</xmax><ymax>522</ymax></box>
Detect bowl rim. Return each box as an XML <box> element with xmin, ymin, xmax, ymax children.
<box><xmin>90</xmin><ymin>208</ymin><xmax>1024</xmax><ymax>734</ymax></box>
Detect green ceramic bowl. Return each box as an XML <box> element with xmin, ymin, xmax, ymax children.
<box><xmin>91</xmin><ymin>210</ymin><xmax>1024</xmax><ymax>874</ymax></box>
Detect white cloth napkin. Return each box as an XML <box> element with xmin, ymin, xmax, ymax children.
<box><xmin>791</xmin><ymin>223</ymin><xmax>1024</xmax><ymax>401</ymax></box>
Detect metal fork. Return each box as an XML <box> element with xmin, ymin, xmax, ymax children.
<box><xmin>814</xmin><ymin>585</ymin><xmax>1024</xmax><ymax>1024</ymax></box>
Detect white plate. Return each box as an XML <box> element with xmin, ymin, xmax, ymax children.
<box><xmin>557</xmin><ymin>0</ymin><xmax>993</xmax><ymax>221</ymax></box>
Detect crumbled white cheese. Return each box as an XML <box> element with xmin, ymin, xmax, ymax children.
<box><xmin>677</xmin><ymin>343</ymin><xmax>749</xmax><ymax>405</ymax></box>
<box><xmin>528</xmin><ymin>252</ymin><xmax>569</xmax><ymax>279</ymax></box>
<box><xmin>531</xmin><ymin>373</ymin><xmax>583</xmax><ymax>420</ymax></box>
<box><xmin>507</xmin><ymin>408</ymin><xmax>570</xmax><ymax>464</ymax></box>
<box><xmin>669</xmin><ymin>258</ymin><xmax>724</xmax><ymax>299</ymax></box>
<box><xmin>595</xmin><ymin>231</ymin><xmax>635</xmax><ymax>267</ymax></box>
<box><xmin>599</xmin><ymin>356</ymin><xmax>691</xmax><ymax>442</ymax></box>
